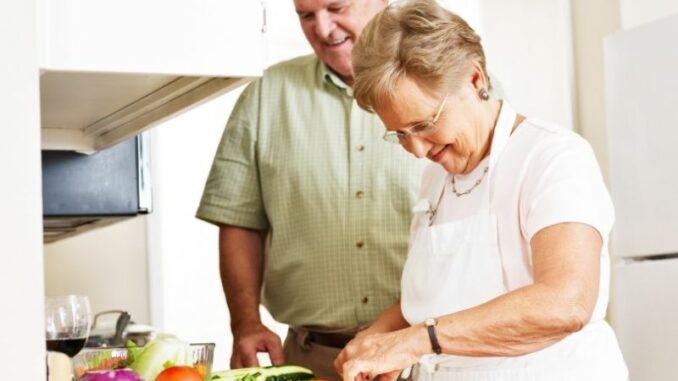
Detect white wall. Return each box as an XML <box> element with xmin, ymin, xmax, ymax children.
<box><xmin>620</xmin><ymin>0</ymin><xmax>678</xmax><ymax>29</ymax></box>
<box><xmin>0</xmin><ymin>0</ymin><xmax>45</xmax><ymax>377</ymax></box>
<box><xmin>443</xmin><ymin>0</ymin><xmax>576</xmax><ymax>129</ymax></box>
<box><xmin>440</xmin><ymin>0</ymin><xmax>482</xmax><ymax>27</ymax></box>
<box><xmin>147</xmin><ymin>90</ymin><xmax>245</xmax><ymax>371</ymax></box>
<box><xmin>44</xmin><ymin>217</ymin><xmax>151</xmax><ymax>325</ymax></box>
<box><xmin>480</xmin><ymin>0</ymin><xmax>576</xmax><ymax>129</ymax></box>
<box><xmin>571</xmin><ymin>0</ymin><xmax>621</xmax><ymax>180</ymax></box>
<box><xmin>265</xmin><ymin>0</ymin><xmax>313</xmax><ymax>64</ymax></box>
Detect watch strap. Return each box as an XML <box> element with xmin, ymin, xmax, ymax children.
<box><xmin>425</xmin><ymin>319</ymin><xmax>442</xmax><ymax>355</ymax></box>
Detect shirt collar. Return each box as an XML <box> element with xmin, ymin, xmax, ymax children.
<box><xmin>318</xmin><ymin>59</ymin><xmax>353</xmax><ymax>97</ymax></box>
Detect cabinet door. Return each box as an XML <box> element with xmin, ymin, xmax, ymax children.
<box><xmin>39</xmin><ymin>0</ymin><xmax>266</xmax><ymax>77</ymax></box>
<box><xmin>613</xmin><ymin>259</ymin><xmax>678</xmax><ymax>381</ymax></box>
<box><xmin>605</xmin><ymin>14</ymin><xmax>678</xmax><ymax>258</ymax></box>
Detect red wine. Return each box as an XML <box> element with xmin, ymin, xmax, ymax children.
<box><xmin>46</xmin><ymin>337</ymin><xmax>87</xmax><ymax>357</ymax></box>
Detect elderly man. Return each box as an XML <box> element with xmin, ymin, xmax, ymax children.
<box><xmin>196</xmin><ymin>0</ymin><xmax>425</xmax><ymax>379</ymax></box>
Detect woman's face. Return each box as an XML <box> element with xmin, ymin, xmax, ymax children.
<box><xmin>374</xmin><ymin>75</ymin><xmax>492</xmax><ymax>175</ymax></box>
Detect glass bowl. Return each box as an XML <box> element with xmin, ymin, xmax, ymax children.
<box><xmin>72</xmin><ymin>342</ymin><xmax>215</xmax><ymax>380</ymax></box>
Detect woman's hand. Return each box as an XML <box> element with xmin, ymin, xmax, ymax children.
<box><xmin>334</xmin><ymin>302</ymin><xmax>412</xmax><ymax>379</ymax></box>
<box><xmin>336</xmin><ymin>326</ymin><xmax>426</xmax><ymax>381</ymax></box>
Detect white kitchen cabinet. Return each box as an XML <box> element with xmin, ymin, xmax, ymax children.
<box><xmin>605</xmin><ymin>12</ymin><xmax>678</xmax><ymax>381</ymax></box>
<box><xmin>605</xmin><ymin>13</ymin><xmax>678</xmax><ymax>259</ymax></box>
<box><xmin>38</xmin><ymin>0</ymin><xmax>266</xmax><ymax>152</ymax></box>
<box><xmin>613</xmin><ymin>259</ymin><xmax>678</xmax><ymax>381</ymax></box>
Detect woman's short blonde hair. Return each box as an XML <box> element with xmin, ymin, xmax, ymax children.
<box><xmin>352</xmin><ymin>0</ymin><xmax>490</xmax><ymax>112</ymax></box>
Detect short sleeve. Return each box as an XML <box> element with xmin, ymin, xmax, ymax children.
<box><xmin>520</xmin><ymin>135</ymin><xmax>615</xmax><ymax>243</ymax></box>
<box><xmin>196</xmin><ymin>79</ymin><xmax>270</xmax><ymax>230</ymax></box>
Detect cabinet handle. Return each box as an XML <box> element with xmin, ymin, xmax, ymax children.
<box><xmin>261</xmin><ymin>1</ymin><xmax>267</xmax><ymax>34</ymax></box>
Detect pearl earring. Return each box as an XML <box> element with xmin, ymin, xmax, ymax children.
<box><xmin>479</xmin><ymin>88</ymin><xmax>490</xmax><ymax>100</ymax></box>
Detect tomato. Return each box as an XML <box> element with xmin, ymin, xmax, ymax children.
<box><xmin>155</xmin><ymin>366</ymin><xmax>203</xmax><ymax>381</ymax></box>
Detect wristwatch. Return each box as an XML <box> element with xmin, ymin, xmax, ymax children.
<box><xmin>424</xmin><ymin>317</ymin><xmax>442</xmax><ymax>355</ymax></box>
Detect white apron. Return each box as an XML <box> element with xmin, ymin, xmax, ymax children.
<box><xmin>400</xmin><ymin>103</ymin><xmax>628</xmax><ymax>381</ymax></box>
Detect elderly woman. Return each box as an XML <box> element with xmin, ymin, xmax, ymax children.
<box><xmin>334</xmin><ymin>0</ymin><xmax>628</xmax><ymax>380</ymax></box>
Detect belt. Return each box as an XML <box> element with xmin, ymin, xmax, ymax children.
<box><xmin>307</xmin><ymin>330</ymin><xmax>355</xmax><ymax>348</ymax></box>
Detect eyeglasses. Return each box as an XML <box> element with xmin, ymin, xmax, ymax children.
<box><xmin>383</xmin><ymin>95</ymin><xmax>448</xmax><ymax>144</ymax></box>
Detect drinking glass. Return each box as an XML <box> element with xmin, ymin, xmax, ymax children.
<box><xmin>45</xmin><ymin>295</ymin><xmax>91</xmax><ymax>357</ymax></box>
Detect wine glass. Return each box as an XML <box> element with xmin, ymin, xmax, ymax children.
<box><xmin>45</xmin><ymin>295</ymin><xmax>91</xmax><ymax>357</ymax></box>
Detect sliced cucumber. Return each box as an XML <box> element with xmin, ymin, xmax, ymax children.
<box><xmin>211</xmin><ymin>367</ymin><xmax>261</xmax><ymax>381</ymax></box>
<box><xmin>257</xmin><ymin>365</ymin><xmax>314</xmax><ymax>381</ymax></box>
<box><xmin>212</xmin><ymin>365</ymin><xmax>314</xmax><ymax>381</ymax></box>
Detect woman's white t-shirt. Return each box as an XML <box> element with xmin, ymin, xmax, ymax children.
<box><xmin>415</xmin><ymin>118</ymin><xmax>614</xmax><ymax>322</ymax></box>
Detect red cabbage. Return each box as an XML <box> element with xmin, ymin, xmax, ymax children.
<box><xmin>80</xmin><ymin>369</ymin><xmax>143</xmax><ymax>381</ymax></box>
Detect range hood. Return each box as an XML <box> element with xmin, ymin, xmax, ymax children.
<box><xmin>42</xmin><ymin>135</ymin><xmax>151</xmax><ymax>243</ymax></box>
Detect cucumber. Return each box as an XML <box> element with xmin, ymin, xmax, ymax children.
<box><xmin>211</xmin><ymin>367</ymin><xmax>261</xmax><ymax>381</ymax></box>
<box><xmin>258</xmin><ymin>365</ymin><xmax>314</xmax><ymax>381</ymax></box>
<box><xmin>211</xmin><ymin>365</ymin><xmax>314</xmax><ymax>381</ymax></box>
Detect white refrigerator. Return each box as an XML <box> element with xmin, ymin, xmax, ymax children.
<box><xmin>604</xmin><ymin>13</ymin><xmax>678</xmax><ymax>381</ymax></box>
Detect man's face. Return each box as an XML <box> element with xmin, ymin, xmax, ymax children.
<box><xmin>294</xmin><ymin>0</ymin><xmax>388</xmax><ymax>85</ymax></box>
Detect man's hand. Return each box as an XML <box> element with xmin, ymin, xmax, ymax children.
<box><xmin>219</xmin><ymin>226</ymin><xmax>281</xmax><ymax>368</ymax></box>
<box><xmin>231</xmin><ymin>322</ymin><xmax>285</xmax><ymax>368</ymax></box>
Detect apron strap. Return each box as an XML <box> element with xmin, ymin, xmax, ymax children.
<box><xmin>488</xmin><ymin>101</ymin><xmax>517</xmax><ymax>177</ymax></box>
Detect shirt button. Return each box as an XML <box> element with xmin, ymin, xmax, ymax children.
<box><xmin>356</xmin><ymin>191</ymin><xmax>364</xmax><ymax>199</ymax></box>
<box><xmin>361</xmin><ymin>296</ymin><xmax>369</xmax><ymax>304</ymax></box>
<box><xmin>356</xmin><ymin>145</ymin><xmax>365</xmax><ymax>152</ymax></box>
<box><xmin>356</xmin><ymin>241</ymin><xmax>364</xmax><ymax>248</ymax></box>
